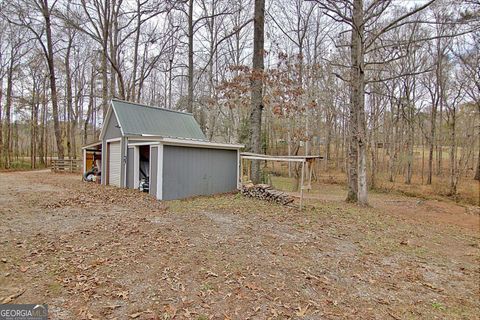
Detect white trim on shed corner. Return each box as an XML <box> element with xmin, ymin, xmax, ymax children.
<box><xmin>156</xmin><ymin>144</ymin><xmax>163</xmax><ymax>200</ymax></box>
<box><xmin>237</xmin><ymin>149</ymin><xmax>241</xmax><ymax>189</ymax></box>
<box><xmin>106</xmin><ymin>137</ymin><xmax>122</xmax><ymax>143</ymax></box>
<box><xmin>133</xmin><ymin>146</ymin><xmax>140</xmax><ymax>189</ymax></box>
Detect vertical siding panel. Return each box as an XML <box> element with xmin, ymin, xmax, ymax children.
<box><xmin>162</xmin><ymin>146</ymin><xmax>237</xmax><ymax>200</ymax></box>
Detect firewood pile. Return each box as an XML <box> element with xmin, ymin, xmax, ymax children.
<box><xmin>241</xmin><ymin>183</ymin><xmax>294</xmax><ymax>205</ymax></box>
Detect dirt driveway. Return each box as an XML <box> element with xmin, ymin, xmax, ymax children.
<box><xmin>0</xmin><ymin>171</ymin><xmax>479</xmax><ymax>319</ymax></box>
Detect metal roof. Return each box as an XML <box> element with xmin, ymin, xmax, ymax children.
<box><xmin>111</xmin><ymin>99</ymin><xmax>207</xmax><ymax>140</ymax></box>
<box><xmin>81</xmin><ymin>141</ymin><xmax>102</xmax><ymax>149</ymax></box>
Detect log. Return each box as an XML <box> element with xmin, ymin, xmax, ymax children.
<box><xmin>240</xmin><ymin>184</ymin><xmax>294</xmax><ymax>205</ymax></box>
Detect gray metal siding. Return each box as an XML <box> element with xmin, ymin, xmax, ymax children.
<box><xmin>150</xmin><ymin>146</ymin><xmax>158</xmax><ymax>196</ymax></box>
<box><xmin>104</xmin><ymin>112</ymin><xmax>122</xmax><ymax>140</ymax></box>
<box><xmin>126</xmin><ymin>148</ymin><xmax>134</xmax><ymax>189</ymax></box>
<box><xmin>162</xmin><ymin>146</ymin><xmax>237</xmax><ymax>200</ymax></box>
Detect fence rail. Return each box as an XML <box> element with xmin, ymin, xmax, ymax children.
<box><xmin>51</xmin><ymin>159</ymin><xmax>82</xmax><ymax>173</ymax></box>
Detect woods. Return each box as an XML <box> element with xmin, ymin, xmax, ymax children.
<box><xmin>0</xmin><ymin>0</ymin><xmax>478</xmax><ymax>204</ymax></box>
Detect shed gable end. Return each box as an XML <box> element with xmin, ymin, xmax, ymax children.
<box><xmin>103</xmin><ymin>109</ymin><xmax>123</xmax><ymax>140</ymax></box>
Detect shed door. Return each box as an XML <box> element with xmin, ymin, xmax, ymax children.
<box><xmin>108</xmin><ymin>141</ymin><xmax>121</xmax><ymax>187</ymax></box>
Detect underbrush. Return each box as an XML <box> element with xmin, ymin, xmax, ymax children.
<box><xmin>261</xmin><ymin>162</ymin><xmax>479</xmax><ymax>206</ymax></box>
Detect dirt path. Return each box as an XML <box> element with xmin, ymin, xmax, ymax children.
<box><xmin>0</xmin><ymin>171</ymin><xmax>479</xmax><ymax>319</ymax></box>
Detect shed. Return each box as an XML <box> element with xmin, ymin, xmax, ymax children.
<box><xmin>82</xmin><ymin>99</ymin><xmax>243</xmax><ymax>200</ymax></box>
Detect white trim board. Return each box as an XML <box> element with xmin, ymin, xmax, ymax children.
<box><xmin>128</xmin><ymin>142</ymin><xmax>161</xmax><ymax>146</ymax></box>
<box><xmin>82</xmin><ymin>141</ymin><xmax>102</xmax><ymax>149</ymax></box>
<box><xmin>156</xmin><ymin>145</ymin><xmax>163</xmax><ymax>200</ymax></box>
<box><xmin>133</xmin><ymin>146</ymin><xmax>140</xmax><ymax>189</ymax></box>
<box><xmin>161</xmin><ymin>138</ymin><xmax>243</xmax><ymax>150</ymax></box>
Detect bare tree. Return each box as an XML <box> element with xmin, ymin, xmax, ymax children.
<box><xmin>249</xmin><ymin>0</ymin><xmax>265</xmax><ymax>183</ymax></box>
<box><xmin>313</xmin><ymin>0</ymin><xmax>436</xmax><ymax>205</ymax></box>
<box><xmin>3</xmin><ymin>0</ymin><xmax>66</xmax><ymax>160</ymax></box>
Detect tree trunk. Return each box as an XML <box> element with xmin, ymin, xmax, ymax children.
<box><xmin>38</xmin><ymin>78</ymin><xmax>46</xmax><ymax>166</ymax></box>
<box><xmin>30</xmin><ymin>78</ymin><xmax>39</xmax><ymax>169</ymax></box>
<box><xmin>130</xmin><ymin>0</ymin><xmax>141</xmax><ymax>101</ymax></box>
<box><xmin>405</xmin><ymin>85</ymin><xmax>414</xmax><ymax>185</ymax></box>
<box><xmin>3</xmin><ymin>53</ymin><xmax>14</xmax><ymax>168</ymax></box>
<box><xmin>475</xmin><ymin>148</ymin><xmax>480</xmax><ymax>181</ymax></box>
<box><xmin>65</xmin><ymin>34</ymin><xmax>73</xmax><ymax>159</ymax></box>
<box><xmin>427</xmin><ymin>100</ymin><xmax>437</xmax><ymax>185</ymax></box>
<box><xmin>449</xmin><ymin>108</ymin><xmax>457</xmax><ymax>196</ymax></box>
<box><xmin>347</xmin><ymin>0</ymin><xmax>367</xmax><ymax>205</ymax></box>
<box><xmin>42</xmin><ymin>0</ymin><xmax>64</xmax><ymax>160</ymax></box>
<box><xmin>187</xmin><ymin>0</ymin><xmax>194</xmax><ymax>113</ymax></box>
<box><xmin>249</xmin><ymin>0</ymin><xmax>265</xmax><ymax>184</ymax></box>
<box><xmin>0</xmin><ymin>84</ymin><xmax>3</xmax><ymax>168</ymax></box>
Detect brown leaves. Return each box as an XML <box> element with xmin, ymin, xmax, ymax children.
<box><xmin>19</xmin><ymin>265</ymin><xmax>29</xmax><ymax>272</ymax></box>
<box><xmin>1</xmin><ymin>289</ymin><xmax>25</xmax><ymax>303</ymax></box>
<box><xmin>114</xmin><ymin>290</ymin><xmax>129</xmax><ymax>300</ymax></box>
<box><xmin>245</xmin><ymin>282</ymin><xmax>263</xmax><ymax>291</ymax></box>
<box><xmin>78</xmin><ymin>308</ymin><xmax>98</xmax><ymax>320</ymax></box>
<box><xmin>296</xmin><ymin>304</ymin><xmax>310</xmax><ymax>317</ymax></box>
<box><xmin>129</xmin><ymin>310</ymin><xmax>154</xmax><ymax>319</ymax></box>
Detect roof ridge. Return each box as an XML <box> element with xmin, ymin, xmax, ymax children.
<box><xmin>112</xmin><ymin>99</ymin><xmax>194</xmax><ymax>116</ymax></box>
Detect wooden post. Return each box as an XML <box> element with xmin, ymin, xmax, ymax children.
<box><xmin>300</xmin><ymin>160</ymin><xmax>305</xmax><ymax>210</ymax></box>
<box><xmin>308</xmin><ymin>160</ymin><xmax>313</xmax><ymax>192</ymax></box>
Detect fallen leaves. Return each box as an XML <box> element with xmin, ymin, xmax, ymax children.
<box><xmin>206</xmin><ymin>270</ymin><xmax>219</xmax><ymax>278</ymax></box>
<box><xmin>1</xmin><ymin>172</ymin><xmax>479</xmax><ymax>320</ymax></box>
<box><xmin>115</xmin><ymin>291</ymin><xmax>129</xmax><ymax>300</ymax></box>
<box><xmin>1</xmin><ymin>289</ymin><xmax>25</xmax><ymax>303</ymax></box>
<box><xmin>129</xmin><ymin>310</ymin><xmax>154</xmax><ymax>319</ymax></box>
<box><xmin>19</xmin><ymin>265</ymin><xmax>29</xmax><ymax>272</ymax></box>
<box><xmin>296</xmin><ymin>304</ymin><xmax>310</xmax><ymax>317</ymax></box>
<box><xmin>245</xmin><ymin>282</ymin><xmax>263</xmax><ymax>291</ymax></box>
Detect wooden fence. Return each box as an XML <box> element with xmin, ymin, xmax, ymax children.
<box><xmin>51</xmin><ymin>159</ymin><xmax>82</xmax><ymax>173</ymax></box>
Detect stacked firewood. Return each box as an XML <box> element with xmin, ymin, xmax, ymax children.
<box><xmin>241</xmin><ymin>183</ymin><xmax>294</xmax><ymax>205</ymax></box>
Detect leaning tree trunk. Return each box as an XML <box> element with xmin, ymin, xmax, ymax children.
<box><xmin>249</xmin><ymin>0</ymin><xmax>265</xmax><ymax>184</ymax></box>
